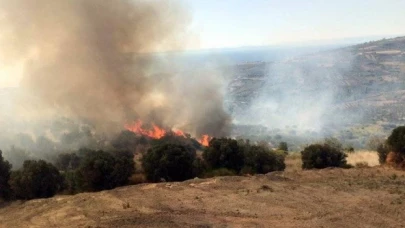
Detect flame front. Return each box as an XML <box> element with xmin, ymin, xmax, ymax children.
<box><xmin>125</xmin><ymin>120</ymin><xmax>166</xmax><ymax>139</ymax></box>
<box><xmin>125</xmin><ymin>120</ymin><xmax>211</xmax><ymax>146</ymax></box>
<box><xmin>173</xmin><ymin>129</ymin><xmax>186</xmax><ymax>137</ymax></box>
<box><xmin>199</xmin><ymin>135</ymin><xmax>210</xmax><ymax>147</ymax></box>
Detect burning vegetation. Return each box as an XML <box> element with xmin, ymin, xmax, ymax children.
<box><xmin>125</xmin><ymin>120</ymin><xmax>211</xmax><ymax>146</ymax></box>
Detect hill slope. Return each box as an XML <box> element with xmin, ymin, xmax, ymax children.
<box><xmin>227</xmin><ymin>36</ymin><xmax>405</xmax><ymax>146</ymax></box>
<box><xmin>1</xmin><ymin>167</ymin><xmax>404</xmax><ymax>228</ymax></box>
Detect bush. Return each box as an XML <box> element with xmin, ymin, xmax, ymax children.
<box><xmin>152</xmin><ymin>134</ymin><xmax>201</xmax><ymax>151</ymax></box>
<box><xmin>142</xmin><ymin>143</ymin><xmax>196</xmax><ymax>182</ymax></box>
<box><xmin>387</xmin><ymin>126</ymin><xmax>405</xmax><ymax>154</ymax></box>
<box><xmin>242</xmin><ymin>145</ymin><xmax>286</xmax><ymax>174</ymax></box>
<box><xmin>384</xmin><ymin>126</ymin><xmax>405</xmax><ymax>168</ymax></box>
<box><xmin>301</xmin><ymin>144</ymin><xmax>348</xmax><ymax>169</ymax></box>
<box><xmin>76</xmin><ymin>150</ymin><xmax>135</xmax><ymax>192</ymax></box>
<box><xmin>0</xmin><ymin>150</ymin><xmax>12</xmax><ymax>200</ymax></box>
<box><xmin>203</xmin><ymin>138</ymin><xmax>244</xmax><ymax>173</ymax></box>
<box><xmin>61</xmin><ymin>170</ymin><xmax>82</xmax><ymax>194</ymax></box>
<box><xmin>10</xmin><ymin>160</ymin><xmax>63</xmax><ymax>200</ymax></box>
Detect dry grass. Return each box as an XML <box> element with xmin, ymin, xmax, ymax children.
<box><xmin>286</xmin><ymin>150</ymin><xmax>380</xmax><ymax>171</ymax></box>
<box><xmin>285</xmin><ymin>153</ymin><xmax>302</xmax><ymax>172</ymax></box>
<box><xmin>346</xmin><ymin>150</ymin><xmax>379</xmax><ymax>167</ymax></box>
<box><xmin>2</xmin><ymin>167</ymin><xmax>405</xmax><ymax>227</ymax></box>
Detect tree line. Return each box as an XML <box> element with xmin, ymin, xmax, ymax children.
<box><xmin>1</xmin><ymin>126</ymin><xmax>405</xmax><ymax>202</ymax></box>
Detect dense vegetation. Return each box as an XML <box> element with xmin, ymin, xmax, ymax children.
<box><xmin>10</xmin><ymin>160</ymin><xmax>63</xmax><ymax>200</ymax></box>
<box><xmin>301</xmin><ymin>143</ymin><xmax>348</xmax><ymax>169</ymax></box>
<box><xmin>142</xmin><ymin>143</ymin><xmax>196</xmax><ymax>182</ymax></box>
<box><xmin>384</xmin><ymin>126</ymin><xmax>405</xmax><ymax>168</ymax></box>
<box><xmin>6</xmin><ymin>124</ymin><xmax>405</xmax><ymax>202</ymax></box>
<box><xmin>203</xmin><ymin>138</ymin><xmax>286</xmax><ymax>176</ymax></box>
<box><xmin>61</xmin><ymin>149</ymin><xmax>135</xmax><ymax>193</ymax></box>
<box><xmin>0</xmin><ymin>151</ymin><xmax>12</xmax><ymax>200</ymax></box>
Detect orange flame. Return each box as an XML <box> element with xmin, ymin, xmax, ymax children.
<box><xmin>173</xmin><ymin>129</ymin><xmax>186</xmax><ymax>137</ymax></box>
<box><xmin>125</xmin><ymin>120</ymin><xmax>166</xmax><ymax>139</ymax></box>
<box><xmin>125</xmin><ymin>120</ymin><xmax>211</xmax><ymax>146</ymax></box>
<box><xmin>199</xmin><ymin>135</ymin><xmax>210</xmax><ymax>147</ymax></box>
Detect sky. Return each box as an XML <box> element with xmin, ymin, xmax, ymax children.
<box><xmin>188</xmin><ymin>0</ymin><xmax>405</xmax><ymax>49</ymax></box>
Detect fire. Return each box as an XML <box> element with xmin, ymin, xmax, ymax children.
<box><xmin>125</xmin><ymin>120</ymin><xmax>166</xmax><ymax>139</ymax></box>
<box><xmin>125</xmin><ymin>120</ymin><xmax>211</xmax><ymax>146</ymax></box>
<box><xmin>173</xmin><ymin>129</ymin><xmax>186</xmax><ymax>137</ymax></box>
<box><xmin>199</xmin><ymin>135</ymin><xmax>210</xmax><ymax>147</ymax></box>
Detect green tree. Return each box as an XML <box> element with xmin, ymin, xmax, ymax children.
<box><xmin>203</xmin><ymin>138</ymin><xmax>244</xmax><ymax>173</ymax></box>
<box><xmin>243</xmin><ymin>145</ymin><xmax>285</xmax><ymax>174</ymax></box>
<box><xmin>387</xmin><ymin>126</ymin><xmax>405</xmax><ymax>154</ymax></box>
<box><xmin>142</xmin><ymin>143</ymin><xmax>196</xmax><ymax>182</ymax></box>
<box><xmin>301</xmin><ymin>144</ymin><xmax>348</xmax><ymax>169</ymax></box>
<box><xmin>0</xmin><ymin>150</ymin><xmax>12</xmax><ymax>200</ymax></box>
<box><xmin>76</xmin><ymin>150</ymin><xmax>135</xmax><ymax>192</ymax></box>
<box><xmin>10</xmin><ymin>160</ymin><xmax>63</xmax><ymax>200</ymax></box>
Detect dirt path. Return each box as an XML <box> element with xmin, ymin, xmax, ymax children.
<box><xmin>1</xmin><ymin>167</ymin><xmax>405</xmax><ymax>228</ymax></box>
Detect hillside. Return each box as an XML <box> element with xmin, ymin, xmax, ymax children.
<box><xmin>1</xmin><ymin>166</ymin><xmax>404</xmax><ymax>228</ymax></box>
<box><xmin>227</xmin><ymin>36</ymin><xmax>405</xmax><ymax>147</ymax></box>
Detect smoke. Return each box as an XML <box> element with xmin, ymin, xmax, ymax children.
<box><xmin>231</xmin><ymin>50</ymin><xmax>355</xmax><ymax>135</ymax></box>
<box><xmin>0</xmin><ymin>0</ymin><xmax>230</xmax><ymax>139</ymax></box>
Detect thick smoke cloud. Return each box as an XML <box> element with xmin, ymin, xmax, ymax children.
<box><xmin>0</xmin><ymin>0</ymin><xmax>230</xmax><ymax>137</ymax></box>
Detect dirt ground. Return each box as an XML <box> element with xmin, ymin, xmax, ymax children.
<box><xmin>1</xmin><ymin>155</ymin><xmax>405</xmax><ymax>228</ymax></box>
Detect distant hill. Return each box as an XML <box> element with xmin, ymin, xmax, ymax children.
<box><xmin>226</xmin><ymin>36</ymin><xmax>405</xmax><ymax>146</ymax></box>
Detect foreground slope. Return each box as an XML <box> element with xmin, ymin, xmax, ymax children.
<box><xmin>1</xmin><ymin>167</ymin><xmax>405</xmax><ymax>228</ymax></box>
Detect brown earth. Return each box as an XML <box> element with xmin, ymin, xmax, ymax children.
<box><xmin>1</xmin><ymin>164</ymin><xmax>405</xmax><ymax>228</ymax></box>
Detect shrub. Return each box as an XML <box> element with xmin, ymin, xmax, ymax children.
<box><xmin>10</xmin><ymin>160</ymin><xmax>63</xmax><ymax>200</ymax></box>
<box><xmin>203</xmin><ymin>138</ymin><xmax>244</xmax><ymax>173</ymax></box>
<box><xmin>242</xmin><ymin>145</ymin><xmax>286</xmax><ymax>174</ymax></box>
<box><xmin>61</xmin><ymin>170</ymin><xmax>82</xmax><ymax>194</ymax></box>
<box><xmin>192</xmin><ymin>157</ymin><xmax>207</xmax><ymax>177</ymax></box>
<box><xmin>76</xmin><ymin>150</ymin><xmax>135</xmax><ymax>191</ymax></box>
<box><xmin>385</xmin><ymin>126</ymin><xmax>405</xmax><ymax>168</ymax></box>
<box><xmin>152</xmin><ymin>134</ymin><xmax>201</xmax><ymax>151</ymax></box>
<box><xmin>0</xmin><ymin>150</ymin><xmax>12</xmax><ymax>200</ymax></box>
<box><xmin>142</xmin><ymin>143</ymin><xmax>196</xmax><ymax>182</ymax></box>
<box><xmin>301</xmin><ymin>144</ymin><xmax>348</xmax><ymax>169</ymax></box>
<box><xmin>387</xmin><ymin>126</ymin><xmax>405</xmax><ymax>155</ymax></box>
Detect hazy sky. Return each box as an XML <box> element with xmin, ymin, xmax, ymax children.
<box><xmin>188</xmin><ymin>0</ymin><xmax>405</xmax><ymax>49</ymax></box>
